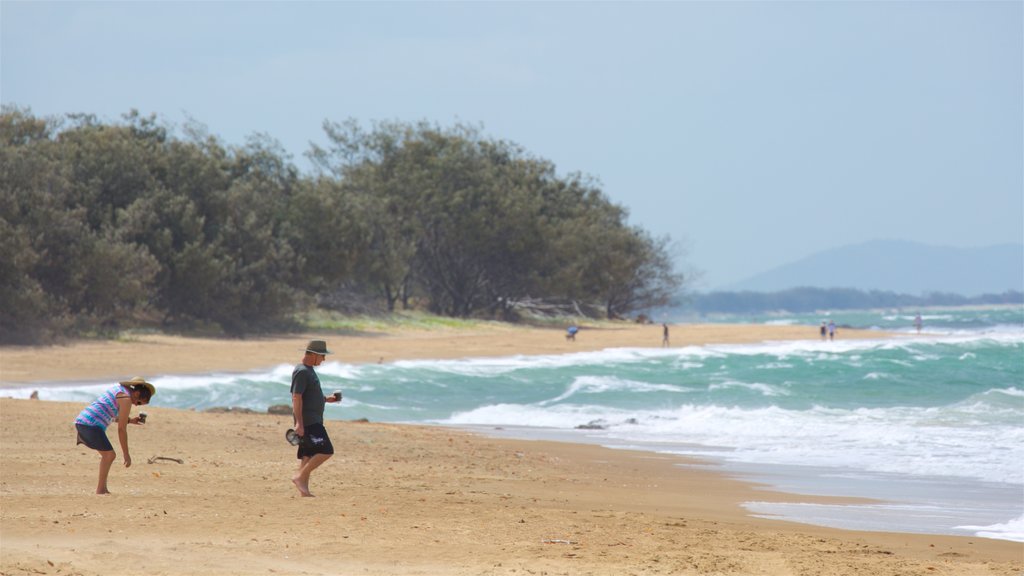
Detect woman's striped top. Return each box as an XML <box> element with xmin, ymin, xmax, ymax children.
<box><xmin>74</xmin><ymin>384</ymin><xmax>129</xmax><ymax>429</ymax></box>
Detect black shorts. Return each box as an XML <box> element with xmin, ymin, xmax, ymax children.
<box><xmin>76</xmin><ymin>423</ymin><xmax>113</xmax><ymax>452</ymax></box>
<box><xmin>296</xmin><ymin>422</ymin><xmax>334</xmax><ymax>459</ymax></box>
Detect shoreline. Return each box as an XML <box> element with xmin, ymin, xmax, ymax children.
<box><xmin>455</xmin><ymin>422</ymin><xmax>1023</xmax><ymax>543</ymax></box>
<box><xmin>3</xmin><ymin>323</ymin><xmax>1020</xmax><ymax>575</ymax></box>
<box><xmin>1</xmin><ymin>398</ymin><xmax>1020</xmax><ymax>576</ymax></box>
<box><xmin>0</xmin><ymin>322</ymin><xmax>898</xmax><ymax>386</ymax></box>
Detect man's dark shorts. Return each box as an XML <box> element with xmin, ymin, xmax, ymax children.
<box><xmin>296</xmin><ymin>422</ymin><xmax>334</xmax><ymax>459</ymax></box>
<box><xmin>76</xmin><ymin>424</ymin><xmax>113</xmax><ymax>452</ymax></box>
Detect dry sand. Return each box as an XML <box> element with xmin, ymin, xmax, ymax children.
<box><xmin>1</xmin><ymin>323</ymin><xmax>1021</xmax><ymax>575</ymax></box>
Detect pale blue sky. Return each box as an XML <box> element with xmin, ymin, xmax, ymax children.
<box><xmin>3</xmin><ymin>1</ymin><xmax>1021</xmax><ymax>289</ymax></box>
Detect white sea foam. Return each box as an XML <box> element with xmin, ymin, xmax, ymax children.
<box><xmin>539</xmin><ymin>376</ymin><xmax>690</xmax><ymax>405</ymax></box>
<box><xmin>443</xmin><ymin>400</ymin><xmax>1024</xmax><ymax>485</ymax></box>
<box><xmin>756</xmin><ymin>362</ymin><xmax>794</xmax><ymax>370</ymax></box>
<box><xmin>304</xmin><ymin>361</ymin><xmax>366</xmax><ymax>379</ymax></box>
<box><xmin>955</xmin><ymin>514</ymin><xmax>1024</xmax><ymax>542</ymax></box>
<box><xmin>371</xmin><ymin>332</ymin><xmax>1018</xmax><ymax>377</ymax></box>
<box><xmin>389</xmin><ymin>347</ymin><xmax>685</xmax><ymax>375</ymax></box>
<box><xmin>445</xmin><ymin>403</ymin><xmax>627</xmax><ymax>428</ymax></box>
<box><xmin>629</xmin><ymin>405</ymin><xmax>1023</xmax><ymax>484</ymax></box>
<box><xmin>746</xmin><ymin>501</ymin><xmax>1024</xmax><ymax>542</ymax></box>
<box><xmin>707</xmin><ymin>380</ymin><xmax>788</xmax><ymax>397</ymax></box>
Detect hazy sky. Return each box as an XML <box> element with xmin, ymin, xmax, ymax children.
<box><xmin>3</xmin><ymin>1</ymin><xmax>1021</xmax><ymax>289</ymax></box>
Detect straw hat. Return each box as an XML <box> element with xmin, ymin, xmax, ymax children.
<box><xmin>304</xmin><ymin>340</ymin><xmax>332</xmax><ymax>355</ymax></box>
<box><xmin>119</xmin><ymin>376</ymin><xmax>156</xmax><ymax>398</ymax></box>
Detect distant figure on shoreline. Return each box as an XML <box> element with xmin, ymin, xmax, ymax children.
<box><xmin>662</xmin><ymin>323</ymin><xmax>670</xmax><ymax>347</ymax></box>
<box><xmin>566</xmin><ymin>325</ymin><xmax>578</xmax><ymax>342</ymax></box>
<box><xmin>828</xmin><ymin>320</ymin><xmax>836</xmax><ymax>341</ymax></box>
<box><xmin>820</xmin><ymin>321</ymin><xmax>827</xmax><ymax>340</ymax></box>
<box><xmin>914</xmin><ymin>313</ymin><xmax>923</xmax><ymax>334</ymax></box>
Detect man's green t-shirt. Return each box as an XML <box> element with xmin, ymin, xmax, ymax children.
<box><xmin>290</xmin><ymin>364</ymin><xmax>325</xmax><ymax>426</ymax></box>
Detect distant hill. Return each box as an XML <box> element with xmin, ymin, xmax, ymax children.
<box><xmin>725</xmin><ymin>240</ymin><xmax>1024</xmax><ymax>296</ymax></box>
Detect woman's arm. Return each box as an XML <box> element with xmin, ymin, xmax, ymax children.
<box><xmin>115</xmin><ymin>395</ymin><xmax>133</xmax><ymax>468</ymax></box>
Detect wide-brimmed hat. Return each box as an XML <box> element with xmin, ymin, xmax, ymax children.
<box><xmin>119</xmin><ymin>376</ymin><xmax>156</xmax><ymax>397</ymax></box>
<box><xmin>304</xmin><ymin>340</ymin><xmax>332</xmax><ymax>355</ymax></box>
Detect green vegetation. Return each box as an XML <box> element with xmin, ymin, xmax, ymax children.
<box><xmin>299</xmin><ymin>310</ymin><xmax>487</xmax><ymax>333</ymax></box>
<box><xmin>0</xmin><ymin>108</ymin><xmax>684</xmax><ymax>344</ymax></box>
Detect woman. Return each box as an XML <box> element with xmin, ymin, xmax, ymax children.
<box><xmin>74</xmin><ymin>376</ymin><xmax>155</xmax><ymax>494</ymax></box>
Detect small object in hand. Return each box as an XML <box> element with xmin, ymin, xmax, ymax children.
<box><xmin>138</xmin><ymin>412</ymin><xmax>148</xmax><ymax>424</ymax></box>
<box><xmin>285</xmin><ymin>428</ymin><xmax>301</xmax><ymax>446</ymax></box>
<box><xmin>333</xmin><ymin>390</ymin><xmax>342</xmax><ymax>401</ymax></box>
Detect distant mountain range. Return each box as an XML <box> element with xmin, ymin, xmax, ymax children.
<box><xmin>723</xmin><ymin>240</ymin><xmax>1023</xmax><ymax>296</ymax></box>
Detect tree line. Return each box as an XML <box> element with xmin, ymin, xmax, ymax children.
<box><xmin>0</xmin><ymin>107</ymin><xmax>683</xmax><ymax>344</ymax></box>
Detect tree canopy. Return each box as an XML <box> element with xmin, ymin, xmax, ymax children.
<box><xmin>0</xmin><ymin>108</ymin><xmax>685</xmax><ymax>343</ymax></box>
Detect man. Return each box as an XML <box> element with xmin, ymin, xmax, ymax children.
<box><xmin>290</xmin><ymin>339</ymin><xmax>342</xmax><ymax>497</ymax></box>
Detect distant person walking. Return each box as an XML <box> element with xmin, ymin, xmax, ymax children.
<box><xmin>566</xmin><ymin>325</ymin><xmax>578</xmax><ymax>342</ymax></box>
<box><xmin>290</xmin><ymin>339</ymin><xmax>342</xmax><ymax>497</ymax></box>
<box><xmin>828</xmin><ymin>320</ymin><xmax>837</xmax><ymax>341</ymax></box>
<box><xmin>74</xmin><ymin>377</ymin><xmax>154</xmax><ymax>494</ymax></box>
<box><xmin>820</xmin><ymin>321</ymin><xmax>827</xmax><ymax>341</ymax></box>
<box><xmin>662</xmin><ymin>323</ymin><xmax>670</xmax><ymax>347</ymax></box>
<box><xmin>914</xmin><ymin>313</ymin><xmax>923</xmax><ymax>334</ymax></box>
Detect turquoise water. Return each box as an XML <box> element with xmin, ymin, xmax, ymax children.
<box><xmin>10</xmin><ymin>305</ymin><xmax>1022</xmax><ymax>541</ymax></box>
<box><xmin>694</xmin><ymin>305</ymin><xmax>1023</xmax><ymax>334</ymax></box>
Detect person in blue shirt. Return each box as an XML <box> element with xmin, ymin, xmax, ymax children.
<box><xmin>73</xmin><ymin>377</ymin><xmax>154</xmax><ymax>494</ymax></box>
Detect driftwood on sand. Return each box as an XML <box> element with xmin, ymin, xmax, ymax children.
<box><xmin>147</xmin><ymin>456</ymin><xmax>184</xmax><ymax>465</ymax></box>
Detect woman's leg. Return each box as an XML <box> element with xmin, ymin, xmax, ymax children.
<box><xmin>96</xmin><ymin>450</ymin><xmax>116</xmax><ymax>494</ymax></box>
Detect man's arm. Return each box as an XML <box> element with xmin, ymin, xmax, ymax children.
<box><xmin>292</xmin><ymin>393</ymin><xmax>304</xmax><ymax>437</ymax></box>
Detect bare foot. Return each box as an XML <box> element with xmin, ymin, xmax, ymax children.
<box><xmin>292</xmin><ymin>477</ymin><xmax>313</xmax><ymax>497</ymax></box>
<box><xmin>96</xmin><ymin>489</ymin><xmax>111</xmax><ymax>495</ymax></box>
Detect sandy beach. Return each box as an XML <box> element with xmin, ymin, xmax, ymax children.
<box><xmin>2</xmin><ymin>322</ymin><xmax>887</xmax><ymax>385</ymax></box>
<box><xmin>1</xmin><ymin>323</ymin><xmax>1021</xmax><ymax>575</ymax></box>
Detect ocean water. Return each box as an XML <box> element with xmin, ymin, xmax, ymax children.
<box><xmin>697</xmin><ymin>305</ymin><xmax>1023</xmax><ymax>336</ymax></box>
<box><xmin>9</xmin><ymin>306</ymin><xmax>1022</xmax><ymax>542</ymax></box>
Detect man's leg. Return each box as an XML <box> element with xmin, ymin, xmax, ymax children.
<box><xmin>293</xmin><ymin>453</ymin><xmax>332</xmax><ymax>497</ymax></box>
